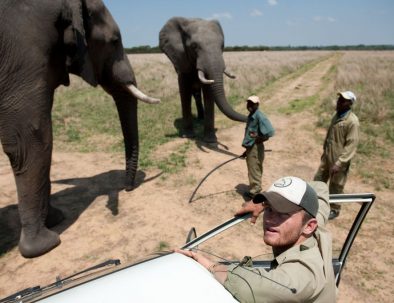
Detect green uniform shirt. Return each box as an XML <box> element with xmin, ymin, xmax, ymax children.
<box><xmin>223</xmin><ymin>235</ymin><xmax>336</xmax><ymax>303</ymax></box>
<box><xmin>323</xmin><ymin>110</ymin><xmax>360</xmax><ymax>167</ymax></box>
<box><xmin>242</xmin><ymin>110</ymin><xmax>275</xmax><ymax>147</ymax></box>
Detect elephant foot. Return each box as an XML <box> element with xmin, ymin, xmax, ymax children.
<box><xmin>19</xmin><ymin>227</ymin><xmax>61</xmax><ymax>258</ymax></box>
<box><xmin>125</xmin><ymin>184</ymin><xmax>135</xmax><ymax>192</ymax></box>
<box><xmin>45</xmin><ymin>205</ymin><xmax>65</xmax><ymax>228</ymax></box>
<box><xmin>181</xmin><ymin>129</ymin><xmax>195</xmax><ymax>139</ymax></box>
<box><xmin>203</xmin><ymin>132</ymin><xmax>217</xmax><ymax>143</ymax></box>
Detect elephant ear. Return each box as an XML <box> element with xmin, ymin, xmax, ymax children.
<box><xmin>63</xmin><ymin>0</ymin><xmax>98</xmax><ymax>86</ymax></box>
<box><xmin>159</xmin><ymin>17</ymin><xmax>193</xmax><ymax>73</ymax></box>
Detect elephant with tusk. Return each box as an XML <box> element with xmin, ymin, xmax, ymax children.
<box><xmin>0</xmin><ymin>0</ymin><xmax>160</xmax><ymax>258</ymax></box>
<box><xmin>159</xmin><ymin>17</ymin><xmax>247</xmax><ymax>143</ymax></box>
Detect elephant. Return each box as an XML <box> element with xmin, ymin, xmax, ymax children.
<box><xmin>159</xmin><ymin>17</ymin><xmax>247</xmax><ymax>143</ymax></box>
<box><xmin>0</xmin><ymin>0</ymin><xmax>159</xmax><ymax>258</ymax></box>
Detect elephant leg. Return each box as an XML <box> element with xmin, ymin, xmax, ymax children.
<box><xmin>202</xmin><ymin>87</ymin><xmax>217</xmax><ymax>143</ymax></box>
<box><xmin>1</xmin><ymin>115</ymin><xmax>61</xmax><ymax>258</ymax></box>
<box><xmin>178</xmin><ymin>75</ymin><xmax>194</xmax><ymax>138</ymax></box>
<box><xmin>45</xmin><ymin>203</ymin><xmax>65</xmax><ymax>228</ymax></box>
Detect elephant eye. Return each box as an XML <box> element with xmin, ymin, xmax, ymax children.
<box><xmin>111</xmin><ymin>35</ymin><xmax>120</xmax><ymax>44</ymax></box>
<box><xmin>190</xmin><ymin>42</ymin><xmax>198</xmax><ymax>50</ymax></box>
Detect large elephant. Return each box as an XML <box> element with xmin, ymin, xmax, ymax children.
<box><xmin>159</xmin><ymin>17</ymin><xmax>247</xmax><ymax>143</ymax></box>
<box><xmin>0</xmin><ymin>0</ymin><xmax>159</xmax><ymax>258</ymax></box>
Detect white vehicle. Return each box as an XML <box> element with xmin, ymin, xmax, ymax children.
<box><xmin>0</xmin><ymin>193</ymin><xmax>375</xmax><ymax>303</ymax></box>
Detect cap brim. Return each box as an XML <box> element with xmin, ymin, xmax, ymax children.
<box><xmin>261</xmin><ymin>192</ymin><xmax>302</xmax><ymax>213</ymax></box>
<box><xmin>252</xmin><ymin>193</ymin><xmax>267</xmax><ymax>203</ymax></box>
<box><xmin>337</xmin><ymin>92</ymin><xmax>353</xmax><ymax>102</ymax></box>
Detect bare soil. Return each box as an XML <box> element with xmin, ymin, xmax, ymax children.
<box><xmin>0</xmin><ymin>56</ymin><xmax>392</xmax><ymax>302</ymax></box>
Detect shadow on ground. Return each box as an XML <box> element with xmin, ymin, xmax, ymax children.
<box><xmin>0</xmin><ymin>169</ymin><xmax>162</xmax><ymax>255</ymax></box>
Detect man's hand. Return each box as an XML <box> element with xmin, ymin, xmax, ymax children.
<box><xmin>235</xmin><ymin>202</ymin><xmax>265</xmax><ymax>224</ymax></box>
<box><xmin>175</xmin><ymin>249</ymin><xmax>213</xmax><ymax>269</ymax></box>
<box><xmin>175</xmin><ymin>249</ymin><xmax>228</xmax><ymax>284</ymax></box>
<box><xmin>249</xmin><ymin>131</ymin><xmax>257</xmax><ymax>138</ymax></box>
<box><xmin>240</xmin><ymin>150</ymin><xmax>248</xmax><ymax>158</ymax></box>
<box><xmin>330</xmin><ymin>164</ymin><xmax>341</xmax><ymax>175</ymax></box>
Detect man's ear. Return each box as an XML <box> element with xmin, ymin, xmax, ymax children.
<box><xmin>302</xmin><ymin>218</ymin><xmax>318</xmax><ymax>236</ymax></box>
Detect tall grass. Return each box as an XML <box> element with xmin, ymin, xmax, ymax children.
<box><xmin>316</xmin><ymin>51</ymin><xmax>394</xmax><ymax>189</ymax></box>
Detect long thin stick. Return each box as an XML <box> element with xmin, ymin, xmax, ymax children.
<box><xmin>189</xmin><ymin>155</ymin><xmax>241</xmax><ymax>203</ymax></box>
<box><xmin>188</xmin><ymin>149</ymin><xmax>272</xmax><ymax>203</ymax></box>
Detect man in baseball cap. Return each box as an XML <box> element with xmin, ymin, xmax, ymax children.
<box><xmin>178</xmin><ymin>176</ymin><xmax>335</xmax><ymax>302</ymax></box>
<box><xmin>314</xmin><ymin>90</ymin><xmax>360</xmax><ymax>219</ymax></box>
<box><xmin>241</xmin><ymin>95</ymin><xmax>275</xmax><ymax>200</ymax></box>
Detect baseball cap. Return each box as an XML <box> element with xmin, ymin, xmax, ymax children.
<box><xmin>338</xmin><ymin>91</ymin><xmax>356</xmax><ymax>103</ymax></box>
<box><xmin>253</xmin><ymin>176</ymin><xmax>318</xmax><ymax>217</ymax></box>
<box><xmin>246</xmin><ymin>95</ymin><xmax>260</xmax><ymax>104</ymax></box>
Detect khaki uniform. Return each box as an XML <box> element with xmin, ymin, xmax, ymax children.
<box><xmin>223</xmin><ymin>181</ymin><xmax>336</xmax><ymax>303</ymax></box>
<box><xmin>314</xmin><ymin>110</ymin><xmax>360</xmax><ymax>198</ymax></box>
<box><xmin>243</xmin><ymin>110</ymin><xmax>274</xmax><ymax>195</ymax></box>
<box><xmin>224</xmin><ymin>236</ymin><xmax>336</xmax><ymax>303</ymax></box>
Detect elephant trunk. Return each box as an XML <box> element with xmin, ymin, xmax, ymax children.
<box><xmin>107</xmin><ymin>87</ymin><xmax>139</xmax><ymax>191</ymax></box>
<box><xmin>209</xmin><ymin>71</ymin><xmax>247</xmax><ymax>122</ymax></box>
<box><xmin>105</xmin><ymin>84</ymin><xmax>159</xmax><ymax>191</ymax></box>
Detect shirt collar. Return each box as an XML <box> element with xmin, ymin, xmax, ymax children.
<box><xmin>337</xmin><ymin>109</ymin><xmax>351</xmax><ymax>119</ymax></box>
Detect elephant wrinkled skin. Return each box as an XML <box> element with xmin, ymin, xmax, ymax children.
<box><xmin>0</xmin><ymin>0</ymin><xmax>159</xmax><ymax>258</ymax></box>
<box><xmin>159</xmin><ymin>17</ymin><xmax>247</xmax><ymax>143</ymax></box>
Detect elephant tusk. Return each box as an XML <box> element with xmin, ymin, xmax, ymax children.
<box><xmin>127</xmin><ymin>84</ymin><xmax>161</xmax><ymax>104</ymax></box>
<box><xmin>198</xmin><ymin>70</ymin><xmax>215</xmax><ymax>84</ymax></box>
<box><xmin>224</xmin><ymin>69</ymin><xmax>236</xmax><ymax>79</ymax></box>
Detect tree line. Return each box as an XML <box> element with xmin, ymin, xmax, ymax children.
<box><xmin>125</xmin><ymin>44</ymin><xmax>394</xmax><ymax>54</ymax></box>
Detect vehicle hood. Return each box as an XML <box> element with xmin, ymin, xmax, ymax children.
<box><xmin>36</xmin><ymin>253</ymin><xmax>237</xmax><ymax>302</ymax></box>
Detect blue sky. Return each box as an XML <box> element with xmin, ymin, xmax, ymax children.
<box><xmin>103</xmin><ymin>0</ymin><xmax>394</xmax><ymax>47</ymax></box>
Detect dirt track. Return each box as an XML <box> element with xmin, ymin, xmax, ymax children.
<box><xmin>0</xmin><ymin>55</ymin><xmax>392</xmax><ymax>302</ymax></box>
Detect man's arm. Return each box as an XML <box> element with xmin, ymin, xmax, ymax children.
<box><xmin>257</xmin><ymin>113</ymin><xmax>275</xmax><ymax>138</ymax></box>
<box><xmin>335</xmin><ymin>121</ymin><xmax>360</xmax><ymax>167</ymax></box>
<box><xmin>224</xmin><ymin>260</ymin><xmax>316</xmax><ymax>302</ymax></box>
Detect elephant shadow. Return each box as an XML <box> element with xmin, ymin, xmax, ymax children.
<box><xmin>0</xmin><ymin>169</ymin><xmax>162</xmax><ymax>255</ymax></box>
<box><xmin>171</xmin><ymin>117</ymin><xmax>240</xmax><ymax>159</ymax></box>
<box><xmin>170</xmin><ymin>117</ymin><xmax>205</xmax><ymax>140</ymax></box>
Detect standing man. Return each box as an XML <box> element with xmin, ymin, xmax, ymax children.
<box><xmin>314</xmin><ymin>91</ymin><xmax>360</xmax><ymax>220</ymax></box>
<box><xmin>242</xmin><ymin>95</ymin><xmax>275</xmax><ymax>199</ymax></box>
<box><xmin>177</xmin><ymin>176</ymin><xmax>336</xmax><ymax>302</ymax></box>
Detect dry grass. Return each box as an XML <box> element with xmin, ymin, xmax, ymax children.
<box><xmin>316</xmin><ymin>51</ymin><xmax>394</xmax><ymax>190</ymax></box>
<box><xmin>54</xmin><ymin>50</ymin><xmax>393</xmax><ymax>186</ymax></box>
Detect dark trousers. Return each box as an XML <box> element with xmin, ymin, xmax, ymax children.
<box><xmin>246</xmin><ymin>143</ymin><xmax>265</xmax><ymax>195</ymax></box>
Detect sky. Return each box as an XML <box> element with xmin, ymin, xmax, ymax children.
<box><xmin>103</xmin><ymin>0</ymin><xmax>394</xmax><ymax>48</ymax></box>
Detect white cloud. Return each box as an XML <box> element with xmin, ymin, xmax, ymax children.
<box><xmin>268</xmin><ymin>0</ymin><xmax>278</xmax><ymax>6</ymax></box>
<box><xmin>250</xmin><ymin>9</ymin><xmax>263</xmax><ymax>17</ymax></box>
<box><xmin>210</xmin><ymin>12</ymin><xmax>233</xmax><ymax>20</ymax></box>
<box><xmin>313</xmin><ymin>16</ymin><xmax>336</xmax><ymax>23</ymax></box>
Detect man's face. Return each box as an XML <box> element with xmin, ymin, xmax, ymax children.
<box><xmin>246</xmin><ymin>100</ymin><xmax>259</xmax><ymax>113</ymax></box>
<box><xmin>336</xmin><ymin>96</ymin><xmax>352</xmax><ymax>114</ymax></box>
<box><xmin>263</xmin><ymin>206</ymin><xmax>306</xmax><ymax>250</ymax></box>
